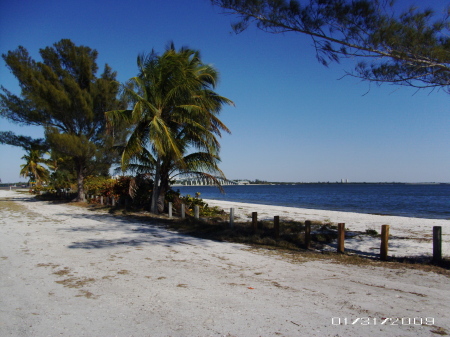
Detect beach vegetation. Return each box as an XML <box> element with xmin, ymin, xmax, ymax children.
<box><xmin>46</xmin><ymin>152</ymin><xmax>76</xmax><ymax>191</ymax></box>
<box><xmin>0</xmin><ymin>131</ymin><xmax>80</xmax><ymax>193</ymax></box>
<box><xmin>1</xmin><ymin>39</ymin><xmax>126</xmax><ymax>201</ymax></box>
<box><xmin>56</xmin><ymin>196</ymin><xmax>450</xmax><ymax>273</ymax></box>
<box><xmin>19</xmin><ymin>147</ymin><xmax>50</xmax><ymax>187</ymax></box>
<box><xmin>211</xmin><ymin>0</ymin><xmax>450</xmax><ymax>93</ymax></box>
<box><xmin>178</xmin><ymin>193</ymin><xmax>225</xmax><ymax>217</ymax></box>
<box><xmin>105</xmin><ymin>43</ymin><xmax>233</xmax><ymax>214</ymax></box>
<box><xmin>84</xmin><ymin>176</ymin><xmax>116</xmax><ymax>198</ymax></box>
<box><xmin>365</xmin><ymin>228</ymin><xmax>379</xmax><ymax>236</ymax></box>
<box><xmin>0</xmin><ymin>131</ymin><xmax>48</xmax><ymax>153</ymax></box>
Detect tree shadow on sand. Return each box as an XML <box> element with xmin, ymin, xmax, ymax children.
<box><xmin>55</xmin><ymin>211</ymin><xmax>214</xmax><ymax>250</ymax></box>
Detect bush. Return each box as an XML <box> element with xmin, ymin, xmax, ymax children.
<box><xmin>365</xmin><ymin>228</ymin><xmax>379</xmax><ymax>236</ymax></box>
<box><xmin>84</xmin><ymin>175</ymin><xmax>154</xmax><ymax>208</ymax></box>
<box><xmin>179</xmin><ymin>193</ymin><xmax>224</xmax><ymax>217</ymax></box>
<box><xmin>84</xmin><ymin>176</ymin><xmax>115</xmax><ymax>197</ymax></box>
<box><xmin>48</xmin><ymin>169</ymin><xmax>75</xmax><ymax>191</ymax></box>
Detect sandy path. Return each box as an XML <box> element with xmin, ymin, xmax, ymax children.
<box><xmin>0</xmin><ymin>190</ymin><xmax>449</xmax><ymax>336</ymax></box>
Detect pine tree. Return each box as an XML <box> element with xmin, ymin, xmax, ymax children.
<box><xmin>1</xmin><ymin>39</ymin><xmax>124</xmax><ymax>200</ymax></box>
<box><xmin>211</xmin><ymin>0</ymin><xmax>450</xmax><ymax>93</ymax></box>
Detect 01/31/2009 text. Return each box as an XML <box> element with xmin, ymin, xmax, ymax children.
<box><xmin>331</xmin><ymin>317</ymin><xmax>435</xmax><ymax>325</ymax></box>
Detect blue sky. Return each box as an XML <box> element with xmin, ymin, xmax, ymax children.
<box><xmin>1</xmin><ymin>0</ymin><xmax>449</xmax><ymax>183</ymax></box>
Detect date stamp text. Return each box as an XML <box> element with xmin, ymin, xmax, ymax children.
<box><xmin>332</xmin><ymin>317</ymin><xmax>435</xmax><ymax>325</ymax></box>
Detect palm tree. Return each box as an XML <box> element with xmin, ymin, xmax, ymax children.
<box><xmin>106</xmin><ymin>44</ymin><xmax>233</xmax><ymax>213</ymax></box>
<box><xmin>20</xmin><ymin>148</ymin><xmax>50</xmax><ymax>186</ymax></box>
<box><xmin>124</xmin><ymin>132</ymin><xmax>227</xmax><ymax>212</ymax></box>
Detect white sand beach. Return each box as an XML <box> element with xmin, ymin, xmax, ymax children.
<box><xmin>1</xmin><ymin>190</ymin><xmax>449</xmax><ymax>336</ymax></box>
<box><xmin>204</xmin><ymin>199</ymin><xmax>450</xmax><ymax>259</ymax></box>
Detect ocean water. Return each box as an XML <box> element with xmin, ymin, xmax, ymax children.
<box><xmin>174</xmin><ymin>183</ymin><xmax>450</xmax><ymax>220</ymax></box>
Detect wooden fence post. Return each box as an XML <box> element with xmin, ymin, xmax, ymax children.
<box><xmin>100</xmin><ymin>196</ymin><xmax>103</xmax><ymax>205</ymax></box>
<box><xmin>181</xmin><ymin>204</ymin><xmax>185</xmax><ymax>219</ymax></box>
<box><xmin>305</xmin><ymin>220</ymin><xmax>311</xmax><ymax>249</ymax></box>
<box><xmin>112</xmin><ymin>197</ymin><xmax>116</xmax><ymax>207</ymax></box>
<box><xmin>230</xmin><ymin>208</ymin><xmax>234</xmax><ymax>228</ymax></box>
<box><xmin>380</xmin><ymin>225</ymin><xmax>390</xmax><ymax>261</ymax></box>
<box><xmin>168</xmin><ymin>202</ymin><xmax>173</xmax><ymax>218</ymax></box>
<box><xmin>433</xmin><ymin>226</ymin><xmax>442</xmax><ymax>262</ymax></box>
<box><xmin>274</xmin><ymin>216</ymin><xmax>280</xmax><ymax>240</ymax></box>
<box><xmin>194</xmin><ymin>205</ymin><xmax>200</xmax><ymax>219</ymax></box>
<box><xmin>252</xmin><ymin>212</ymin><xmax>258</xmax><ymax>232</ymax></box>
<box><xmin>337</xmin><ymin>223</ymin><xmax>345</xmax><ymax>253</ymax></box>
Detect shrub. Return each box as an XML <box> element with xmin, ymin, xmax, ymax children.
<box><xmin>179</xmin><ymin>193</ymin><xmax>224</xmax><ymax>217</ymax></box>
<box><xmin>84</xmin><ymin>176</ymin><xmax>115</xmax><ymax>197</ymax></box>
<box><xmin>365</xmin><ymin>228</ymin><xmax>379</xmax><ymax>236</ymax></box>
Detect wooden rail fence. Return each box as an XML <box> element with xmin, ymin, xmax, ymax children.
<box><xmin>65</xmin><ymin>197</ymin><xmax>445</xmax><ymax>262</ymax></box>
<box><xmin>224</xmin><ymin>209</ymin><xmax>444</xmax><ymax>262</ymax></box>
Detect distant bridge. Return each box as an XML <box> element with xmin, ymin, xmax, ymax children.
<box><xmin>174</xmin><ymin>176</ymin><xmax>238</xmax><ymax>186</ymax></box>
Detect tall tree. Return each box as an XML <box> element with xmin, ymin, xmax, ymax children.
<box><xmin>211</xmin><ymin>0</ymin><xmax>450</xmax><ymax>93</ymax></box>
<box><xmin>1</xmin><ymin>39</ymin><xmax>124</xmax><ymax>200</ymax></box>
<box><xmin>106</xmin><ymin>44</ymin><xmax>233</xmax><ymax>213</ymax></box>
<box><xmin>0</xmin><ymin>131</ymin><xmax>48</xmax><ymax>152</ymax></box>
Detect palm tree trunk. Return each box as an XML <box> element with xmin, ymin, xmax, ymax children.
<box><xmin>157</xmin><ymin>189</ymin><xmax>166</xmax><ymax>213</ymax></box>
<box><xmin>150</xmin><ymin>160</ymin><xmax>161</xmax><ymax>214</ymax></box>
<box><xmin>157</xmin><ymin>174</ymin><xmax>170</xmax><ymax>213</ymax></box>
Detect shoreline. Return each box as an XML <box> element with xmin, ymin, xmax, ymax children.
<box><xmin>175</xmin><ymin>184</ymin><xmax>450</xmax><ymax>220</ymax></box>
<box><xmin>203</xmin><ymin>198</ymin><xmax>450</xmax><ymax>258</ymax></box>
<box><xmin>203</xmin><ymin>198</ymin><xmax>448</xmax><ymax>220</ymax></box>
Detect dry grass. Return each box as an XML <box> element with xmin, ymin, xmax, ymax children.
<box><xmin>53</xmin><ymin>267</ymin><xmax>72</xmax><ymax>276</ymax></box>
<box><xmin>1</xmin><ymin>199</ymin><xmax>30</xmax><ymax>213</ymax></box>
<box><xmin>55</xmin><ymin>277</ymin><xmax>96</xmax><ymax>288</ymax></box>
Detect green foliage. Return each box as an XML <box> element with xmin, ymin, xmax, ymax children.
<box><xmin>181</xmin><ymin>194</ymin><xmax>209</xmax><ymax>209</ymax></box>
<box><xmin>127</xmin><ymin>174</ymin><xmax>154</xmax><ymax>208</ymax></box>
<box><xmin>211</xmin><ymin>0</ymin><xmax>450</xmax><ymax>92</ymax></box>
<box><xmin>1</xmin><ymin>39</ymin><xmax>125</xmax><ymax>200</ymax></box>
<box><xmin>179</xmin><ymin>193</ymin><xmax>225</xmax><ymax>217</ymax></box>
<box><xmin>106</xmin><ymin>44</ymin><xmax>233</xmax><ymax>213</ymax></box>
<box><xmin>0</xmin><ymin>131</ymin><xmax>48</xmax><ymax>152</ymax></box>
<box><xmin>32</xmin><ymin>184</ymin><xmax>52</xmax><ymax>195</ymax></box>
<box><xmin>19</xmin><ymin>148</ymin><xmax>50</xmax><ymax>185</ymax></box>
<box><xmin>165</xmin><ymin>189</ymin><xmax>181</xmax><ymax>203</ymax></box>
<box><xmin>84</xmin><ymin>176</ymin><xmax>116</xmax><ymax>197</ymax></box>
<box><xmin>83</xmin><ymin>175</ymin><xmax>155</xmax><ymax>208</ymax></box>
<box><xmin>111</xmin><ymin>176</ymin><xmax>132</xmax><ymax>199</ymax></box>
<box><xmin>365</xmin><ymin>228</ymin><xmax>379</xmax><ymax>236</ymax></box>
<box><xmin>111</xmin><ymin>175</ymin><xmax>146</xmax><ymax>207</ymax></box>
<box><xmin>48</xmin><ymin>169</ymin><xmax>75</xmax><ymax>191</ymax></box>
